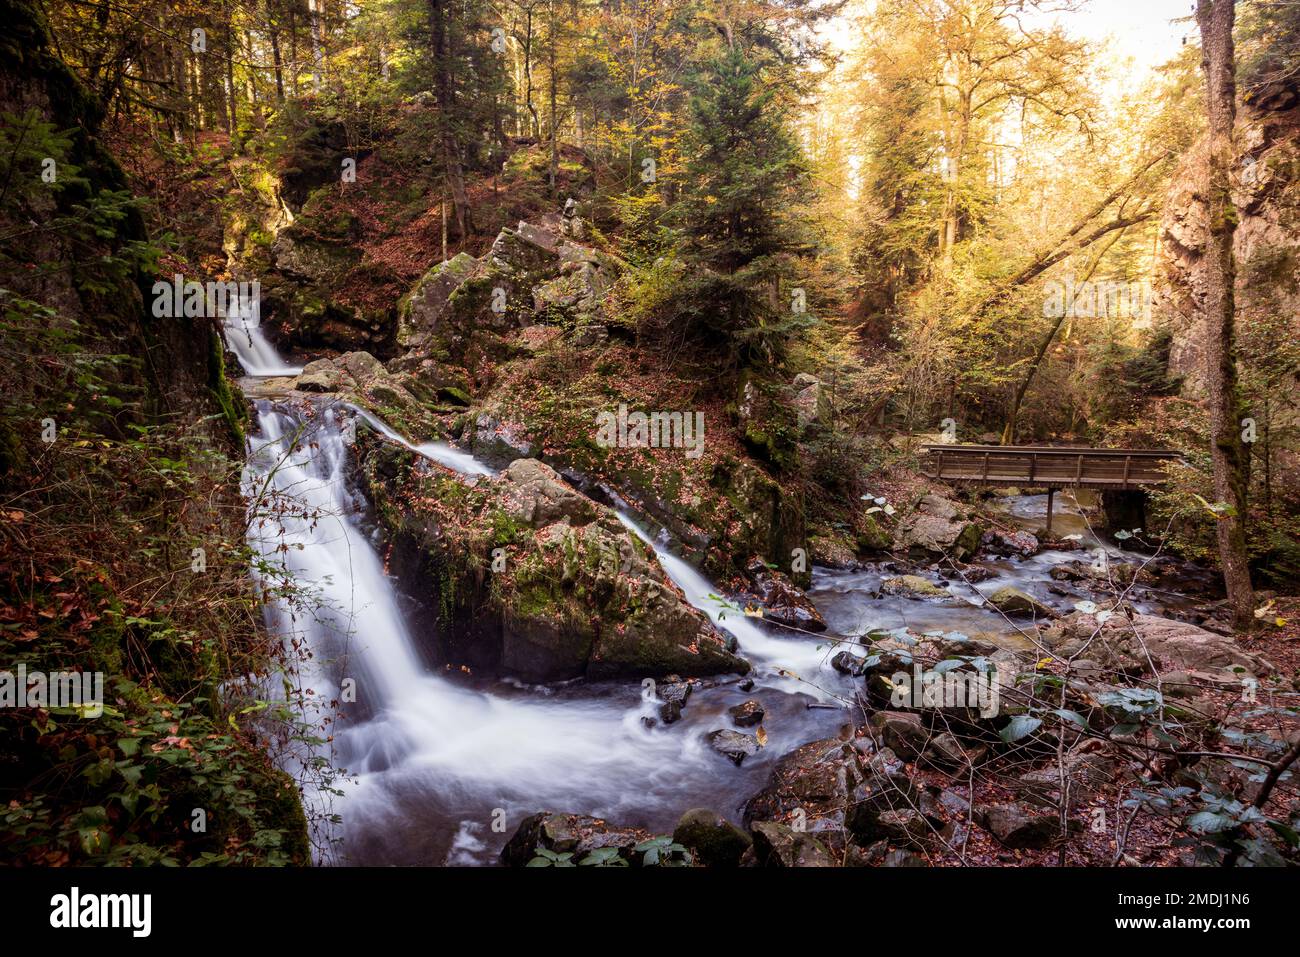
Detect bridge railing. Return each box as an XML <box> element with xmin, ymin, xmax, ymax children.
<box><xmin>919</xmin><ymin>444</ymin><xmax>1183</xmax><ymax>490</ymax></box>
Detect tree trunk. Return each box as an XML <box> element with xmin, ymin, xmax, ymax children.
<box><xmin>1196</xmin><ymin>0</ymin><xmax>1255</xmax><ymax>629</ymax></box>
<box><xmin>429</xmin><ymin>0</ymin><xmax>471</xmax><ymax>239</ymax></box>
<box><xmin>547</xmin><ymin>0</ymin><xmax>559</xmax><ymax>197</ymax></box>
<box><xmin>1001</xmin><ymin>232</ymin><xmax>1124</xmax><ymax>444</ymax></box>
<box><xmin>267</xmin><ymin>0</ymin><xmax>285</xmax><ymax>103</ymax></box>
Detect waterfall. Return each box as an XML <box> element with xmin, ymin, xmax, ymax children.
<box><xmin>242</xmin><ymin>399</ymin><xmax>850</xmax><ymax>863</ymax></box>
<box><xmin>222</xmin><ymin>299</ymin><xmax>303</xmax><ymax>377</ymax></box>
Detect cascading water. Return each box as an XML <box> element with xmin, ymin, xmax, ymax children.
<box><xmin>222</xmin><ymin>299</ymin><xmax>303</xmax><ymax>377</ymax></box>
<box><xmin>244</xmin><ymin>399</ymin><xmax>852</xmax><ymax>865</ymax></box>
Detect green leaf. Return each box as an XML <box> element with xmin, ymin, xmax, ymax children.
<box><xmin>1186</xmin><ymin>811</ymin><xmax>1235</xmax><ymax>835</ymax></box>
<box><xmin>999</xmin><ymin>715</ymin><xmax>1042</xmax><ymax>743</ymax></box>
<box><xmin>1052</xmin><ymin>709</ymin><xmax>1088</xmax><ymax>729</ymax></box>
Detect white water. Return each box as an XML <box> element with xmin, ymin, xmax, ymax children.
<box><xmin>245</xmin><ymin>400</ymin><xmax>850</xmax><ymax>865</ymax></box>
<box><xmin>223</xmin><ymin>302</ymin><xmax>303</xmax><ymax>377</ymax></box>
<box><xmin>345</xmin><ymin>403</ymin><xmax>495</xmax><ymax>477</ymax></box>
<box><xmin>615</xmin><ymin>513</ymin><xmax>845</xmax><ymax>701</ymax></box>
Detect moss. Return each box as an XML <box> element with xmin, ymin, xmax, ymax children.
<box><xmin>207</xmin><ymin>329</ymin><xmax>247</xmax><ymax>445</ymax></box>
<box><xmin>857</xmin><ymin>514</ymin><xmax>892</xmax><ymax>552</ymax></box>
<box><xmin>438</xmin><ymin>386</ymin><xmax>472</xmax><ymax>406</ymax></box>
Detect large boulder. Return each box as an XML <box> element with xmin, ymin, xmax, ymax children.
<box><xmin>894</xmin><ymin>494</ymin><xmax>982</xmax><ymax>560</ymax></box>
<box><xmin>672</xmin><ymin>809</ymin><xmax>752</xmax><ymax>867</ymax></box>
<box><xmin>750</xmin><ymin>822</ymin><xmax>835</xmax><ymax>867</ymax></box>
<box><xmin>359</xmin><ymin>443</ymin><xmax>748</xmax><ymax>682</ymax></box>
<box><xmin>398</xmin><ymin>251</ymin><xmax>483</xmax><ymax>350</ymax></box>
<box><xmin>1039</xmin><ymin>611</ymin><xmax>1274</xmax><ymax>679</ymax></box>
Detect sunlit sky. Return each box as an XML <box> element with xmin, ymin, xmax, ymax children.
<box><xmin>1051</xmin><ymin>0</ymin><xmax>1192</xmax><ymax>75</ymax></box>
<box><xmin>823</xmin><ymin>0</ymin><xmax>1194</xmax><ymax>86</ymax></box>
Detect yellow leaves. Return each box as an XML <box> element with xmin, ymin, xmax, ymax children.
<box><xmin>1253</xmin><ymin>600</ymin><xmax>1288</xmax><ymax>628</ymax></box>
<box><xmin>755</xmin><ymin>726</ymin><xmax>768</xmax><ymax>747</ymax></box>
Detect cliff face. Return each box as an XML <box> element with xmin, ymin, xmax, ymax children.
<box><xmin>0</xmin><ymin>0</ymin><xmax>225</xmax><ymax>428</ymax></box>
<box><xmin>1158</xmin><ymin>101</ymin><xmax>1300</xmax><ymax>397</ymax></box>
<box><xmin>0</xmin><ymin>1</ymin><xmax>308</xmax><ymax>865</ymax></box>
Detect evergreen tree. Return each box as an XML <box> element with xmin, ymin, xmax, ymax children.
<box><xmin>673</xmin><ymin>44</ymin><xmax>810</xmax><ymax>367</ymax></box>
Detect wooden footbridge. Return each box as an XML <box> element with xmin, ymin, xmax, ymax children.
<box><xmin>920</xmin><ymin>444</ymin><xmax>1183</xmax><ymax>533</ymax></box>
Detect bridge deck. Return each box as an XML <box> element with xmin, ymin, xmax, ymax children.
<box><xmin>919</xmin><ymin>444</ymin><xmax>1182</xmax><ymax>491</ymax></box>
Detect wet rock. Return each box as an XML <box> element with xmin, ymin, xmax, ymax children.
<box><xmin>738</xmin><ymin>677</ymin><xmax>755</xmax><ymax>692</ymax></box>
<box><xmin>658</xmin><ymin>699</ymin><xmax>683</xmax><ymax>724</ymax></box>
<box><xmin>986</xmin><ymin>586</ymin><xmax>1058</xmax><ymax>619</ymax></box>
<box><xmin>742</xmin><ymin>557</ymin><xmax>827</xmax><ymax>631</ymax></box>
<box><xmin>894</xmin><ymin>494</ymin><xmax>982</xmax><ymax>561</ymax></box>
<box><xmin>831</xmin><ymin>650</ymin><xmax>868</xmax><ymax>677</ymax></box>
<box><xmin>750</xmin><ymin>821</ymin><xmax>835</xmax><ymax>867</ymax></box>
<box><xmin>501</xmin><ymin>811</ymin><xmax>652</xmax><ymax>867</ymax></box>
<box><xmin>707</xmin><ymin>729</ymin><xmax>760</xmax><ymax>765</ymax></box>
<box><xmin>982</xmin><ymin>528</ymin><xmax>1040</xmax><ymax>558</ymax></box>
<box><xmin>983</xmin><ymin>803</ymin><xmax>1059</xmax><ymax>850</ymax></box>
<box><xmin>295</xmin><ymin>358</ymin><xmax>341</xmax><ymax>392</ymax></box>
<box><xmin>359</xmin><ymin>444</ymin><xmax>746</xmax><ymax>682</ymax></box>
<box><xmin>880</xmin><ymin>574</ymin><xmax>950</xmax><ymax>600</ymax></box>
<box><xmin>729</xmin><ymin>699</ymin><xmax>766</xmax><ymax>728</ymax></box>
<box><xmin>672</xmin><ymin>809</ymin><xmax>752</xmax><ymax>868</ymax></box>
<box><xmin>659</xmin><ymin>677</ymin><xmax>692</xmax><ymax>707</ymax></box>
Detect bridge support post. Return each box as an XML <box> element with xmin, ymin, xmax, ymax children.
<box><xmin>1045</xmin><ymin>487</ymin><xmax>1056</xmax><ymax>537</ymax></box>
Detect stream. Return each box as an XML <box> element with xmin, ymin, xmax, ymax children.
<box><xmin>228</xmin><ymin>333</ymin><xmax>1190</xmax><ymax>866</ymax></box>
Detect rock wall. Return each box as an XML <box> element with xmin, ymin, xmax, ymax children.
<box><xmin>1158</xmin><ymin>102</ymin><xmax>1300</xmax><ymax>402</ymax></box>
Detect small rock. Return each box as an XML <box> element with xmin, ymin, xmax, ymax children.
<box><xmin>729</xmin><ymin>699</ymin><xmax>766</xmax><ymax>728</ymax></box>
<box><xmin>986</xmin><ymin>586</ymin><xmax>1058</xmax><ymax>619</ymax></box>
<box><xmin>880</xmin><ymin>574</ymin><xmax>951</xmax><ymax>599</ymax></box>
<box><xmin>923</xmin><ymin>732</ymin><xmax>985</xmax><ymax>770</ymax></box>
<box><xmin>831</xmin><ymin>651</ymin><xmax>867</xmax><ymax>676</ymax></box>
<box><xmin>707</xmin><ymin>729</ymin><xmax>760</xmax><ymax>765</ymax></box>
<box><xmin>869</xmin><ymin>710</ymin><xmax>929</xmax><ymax>760</ymax></box>
<box><xmin>983</xmin><ymin>803</ymin><xmax>1058</xmax><ymax>849</ymax></box>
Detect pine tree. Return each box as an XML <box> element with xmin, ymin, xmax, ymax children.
<box><xmin>673</xmin><ymin>45</ymin><xmax>811</xmax><ymax>367</ymax></box>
